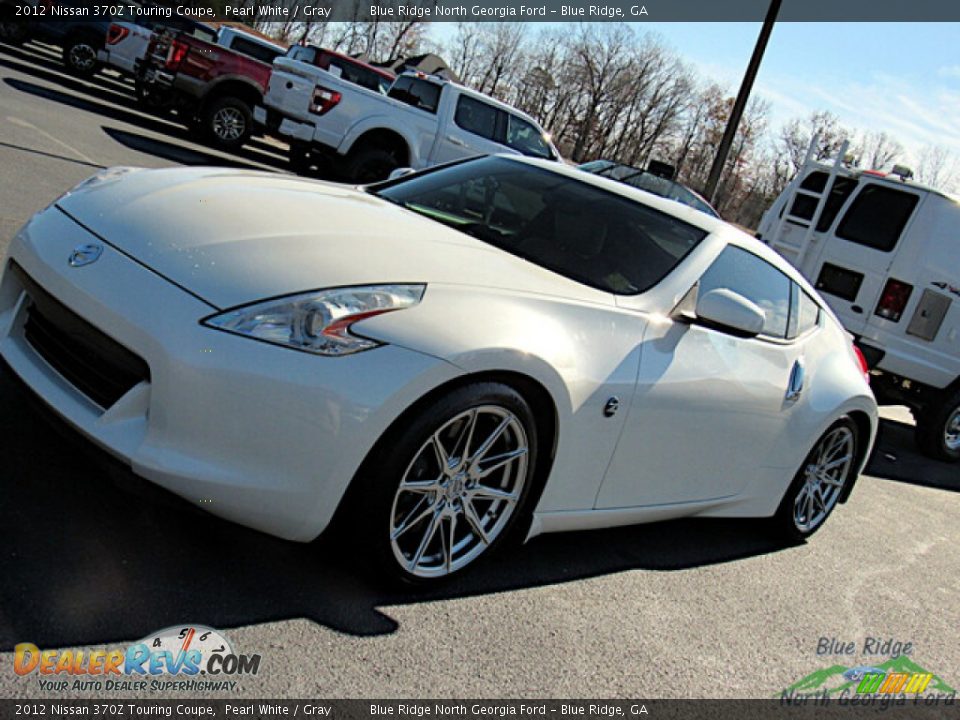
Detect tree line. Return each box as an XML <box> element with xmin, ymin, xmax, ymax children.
<box><xmin>253</xmin><ymin>19</ymin><xmax>959</xmax><ymax>227</ymax></box>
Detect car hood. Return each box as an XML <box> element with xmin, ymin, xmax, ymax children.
<box><xmin>55</xmin><ymin>167</ymin><xmax>604</xmax><ymax>309</ymax></box>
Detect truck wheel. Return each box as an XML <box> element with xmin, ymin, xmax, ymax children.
<box><xmin>345</xmin><ymin>147</ymin><xmax>399</xmax><ymax>183</ymax></box>
<box><xmin>915</xmin><ymin>389</ymin><xmax>960</xmax><ymax>462</ymax></box>
<box><xmin>0</xmin><ymin>17</ymin><xmax>28</xmax><ymax>45</ymax></box>
<box><xmin>63</xmin><ymin>37</ymin><xmax>100</xmax><ymax>78</ymax></box>
<box><xmin>202</xmin><ymin>96</ymin><xmax>252</xmax><ymax>151</ymax></box>
<box><xmin>134</xmin><ymin>76</ymin><xmax>170</xmax><ymax>113</ymax></box>
<box><xmin>288</xmin><ymin>142</ymin><xmax>314</xmax><ymax>175</ymax></box>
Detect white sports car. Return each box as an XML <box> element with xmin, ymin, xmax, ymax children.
<box><xmin>0</xmin><ymin>156</ymin><xmax>877</xmax><ymax>582</ymax></box>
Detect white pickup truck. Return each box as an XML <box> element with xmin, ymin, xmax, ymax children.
<box><xmin>255</xmin><ymin>66</ymin><xmax>559</xmax><ymax>181</ymax></box>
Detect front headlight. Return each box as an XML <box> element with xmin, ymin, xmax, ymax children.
<box><xmin>202</xmin><ymin>284</ymin><xmax>425</xmax><ymax>356</ymax></box>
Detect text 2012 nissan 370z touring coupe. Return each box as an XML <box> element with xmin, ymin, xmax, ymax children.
<box><xmin>0</xmin><ymin>156</ymin><xmax>877</xmax><ymax>582</ymax></box>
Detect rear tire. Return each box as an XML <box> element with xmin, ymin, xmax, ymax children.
<box><xmin>202</xmin><ymin>96</ymin><xmax>252</xmax><ymax>151</ymax></box>
<box><xmin>63</xmin><ymin>37</ymin><xmax>100</xmax><ymax>78</ymax></box>
<box><xmin>344</xmin><ymin>146</ymin><xmax>399</xmax><ymax>184</ymax></box>
<box><xmin>915</xmin><ymin>389</ymin><xmax>960</xmax><ymax>462</ymax></box>
<box><xmin>0</xmin><ymin>17</ymin><xmax>28</xmax><ymax>45</ymax></box>
<box><xmin>348</xmin><ymin>382</ymin><xmax>538</xmax><ymax>585</ymax></box>
<box><xmin>771</xmin><ymin>418</ymin><xmax>858</xmax><ymax>543</ymax></box>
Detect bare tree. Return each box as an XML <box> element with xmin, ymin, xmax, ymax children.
<box><xmin>854</xmin><ymin>130</ymin><xmax>903</xmax><ymax>171</ymax></box>
<box><xmin>916</xmin><ymin>144</ymin><xmax>960</xmax><ymax>189</ymax></box>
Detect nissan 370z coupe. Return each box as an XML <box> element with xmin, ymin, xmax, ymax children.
<box><xmin>0</xmin><ymin>156</ymin><xmax>878</xmax><ymax>582</ymax></box>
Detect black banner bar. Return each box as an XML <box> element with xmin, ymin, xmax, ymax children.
<box><xmin>1</xmin><ymin>700</ymin><xmax>959</xmax><ymax>720</ymax></box>
<box><xmin>9</xmin><ymin>0</ymin><xmax>960</xmax><ymax>23</ymax></box>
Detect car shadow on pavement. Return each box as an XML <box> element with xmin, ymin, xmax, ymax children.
<box><xmin>0</xmin><ymin>43</ymin><xmax>140</xmax><ymax>112</ymax></box>
<box><xmin>0</xmin><ymin>62</ymin><xmax>289</xmax><ymax>173</ymax></box>
<box><xmin>865</xmin><ymin>416</ymin><xmax>959</xmax><ymax>493</ymax></box>
<box><xmin>0</xmin><ymin>364</ymin><xmax>790</xmax><ymax>650</ymax></box>
<box><xmin>102</xmin><ymin>126</ymin><xmax>270</xmax><ymax>171</ymax></box>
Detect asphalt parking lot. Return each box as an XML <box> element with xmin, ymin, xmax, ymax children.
<box><xmin>0</xmin><ymin>39</ymin><xmax>958</xmax><ymax>700</ymax></box>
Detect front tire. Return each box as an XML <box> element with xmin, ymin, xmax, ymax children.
<box><xmin>772</xmin><ymin>418</ymin><xmax>858</xmax><ymax>542</ymax></box>
<box><xmin>915</xmin><ymin>389</ymin><xmax>960</xmax><ymax>462</ymax></box>
<box><xmin>344</xmin><ymin>146</ymin><xmax>399</xmax><ymax>183</ymax></box>
<box><xmin>352</xmin><ymin>383</ymin><xmax>538</xmax><ymax>584</ymax></box>
<box><xmin>202</xmin><ymin>96</ymin><xmax>252</xmax><ymax>150</ymax></box>
<box><xmin>63</xmin><ymin>37</ymin><xmax>99</xmax><ymax>78</ymax></box>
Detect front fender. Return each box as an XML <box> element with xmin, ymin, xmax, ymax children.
<box><xmin>359</xmin><ymin>284</ymin><xmax>649</xmax><ymax>513</ymax></box>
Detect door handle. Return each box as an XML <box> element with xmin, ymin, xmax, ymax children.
<box><xmin>446</xmin><ymin>135</ymin><xmax>466</xmax><ymax>147</ymax></box>
<box><xmin>786</xmin><ymin>358</ymin><xmax>805</xmax><ymax>402</ymax></box>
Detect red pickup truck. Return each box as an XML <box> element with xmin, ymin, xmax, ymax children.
<box><xmin>138</xmin><ymin>25</ymin><xmax>284</xmax><ymax>150</ymax></box>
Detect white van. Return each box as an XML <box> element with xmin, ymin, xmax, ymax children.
<box><xmin>757</xmin><ymin>141</ymin><xmax>960</xmax><ymax>462</ymax></box>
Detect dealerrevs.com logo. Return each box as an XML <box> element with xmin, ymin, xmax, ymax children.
<box><xmin>13</xmin><ymin>625</ymin><xmax>261</xmax><ymax>693</ymax></box>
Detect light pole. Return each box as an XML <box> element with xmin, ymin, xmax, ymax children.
<box><xmin>703</xmin><ymin>0</ymin><xmax>782</xmax><ymax>204</ymax></box>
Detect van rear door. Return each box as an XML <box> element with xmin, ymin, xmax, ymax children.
<box><xmin>805</xmin><ymin>180</ymin><xmax>924</xmax><ymax>336</ymax></box>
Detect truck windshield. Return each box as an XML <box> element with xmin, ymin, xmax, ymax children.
<box><xmin>373</xmin><ymin>157</ymin><xmax>708</xmax><ymax>295</ymax></box>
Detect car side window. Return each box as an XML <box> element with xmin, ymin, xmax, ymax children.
<box><xmin>506</xmin><ymin>114</ymin><xmax>553</xmax><ymax>159</ymax></box>
<box><xmin>699</xmin><ymin>246</ymin><xmax>792</xmax><ymax>339</ymax></box>
<box><xmin>388</xmin><ymin>77</ymin><xmax>441</xmax><ymax>114</ymax></box>
<box><xmin>454</xmin><ymin>96</ymin><xmax>500</xmax><ymax>141</ymax></box>
<box><xmin>835</xmin><ymin>185</ymin><xmax>919</xmax><ymax>252</ymax></box>
<box><xmin>788</xmin><ymin>171</ymin><xmax>859</xmax><ymax>232</ymax></box>
<box><xmin>790</xmin><ymin>287</ymin><xmax>820</xmax><ymax>337</ymax></box>
<box><xmin>230</xmin><ymin>36</ymin><xmax>283</xmax><ymax>65</ymax></box>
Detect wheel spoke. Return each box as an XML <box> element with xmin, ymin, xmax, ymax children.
<box><xmin>464</xmin><ymin>499</ymin><xmax>490</xmax><ymax>545</ymax></box>
<box><xmin>470</xmin><ymin>485</ymin><xmax>519</xmax><ymax>504</ymax></box>
<box><xmin>431</xmin><ymin>433</ymin><xmax>451</xmax><ymax>472</ymax></box>
<box><xmin>450</xmin><ymin>409</ymin><xmax>478</xmax><ymax>466</ymax></box>
<box><xmin>391</xmin><ymin>495</ymin><xmax>435</xmax><ymax>541</ymax></box>
<box><xmin>409</xmin><ymin>510</ymin><xmax>441</xmax><ymax>571</ymax></box>
<box><xmin>469</xmin><ymin>417</ymin><xmax>511</xmax><ymax>465</ymax></box>
<box><xmin>817</xmin><ymin>472</ymin><xmax>844</xmax><ymax>488</ymax></box>
<box><xmin>475</xmin><ymin>447</ymin><xmax>527</xmax><ymax>479</ymax></box>
<box><xmin>444</xmin><ymin>513</ymin><xmax>457</xmax><ymax>573</ymax></box>
<box><xmin>821</xmin><ymin>454</ymin><xmax>852</xmax><ymax>472</ymax></box>
<box><xmin>399</xmin><ymin>476</ymin><xmax>440</xmax><ymax>494</ymax></box>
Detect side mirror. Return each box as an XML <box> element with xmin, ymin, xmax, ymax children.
<box><xmin>695</xmin><ymin>288</ymin><xmax>765</xmax><ymax>337</ymax></box>
<box><xmin>388</xmin><ymin>167</ymin><xmax>416</xmax><ymax>181</ymax></box>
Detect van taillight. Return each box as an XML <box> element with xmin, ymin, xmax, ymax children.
<box><xmin>106</xmin><ymin>24</ymin><xmax>129</xmax><ymax>45</ymax></box>
<box><xmin>310</xmin><ymin>86</ymin><xmax>341</xmax><ymax>115</ymax></box>
<box><xmin>165</xmin><ymin>39</ymin><xmax>189</xmax><ymax>70</ymax></box>
<box><xmin>874</xmin><ymin>279</ymin><xmax>913</xmax><ymax>322</ymax></box>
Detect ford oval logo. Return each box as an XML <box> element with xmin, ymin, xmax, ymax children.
<box><xmin>68</xmin><ymin>243</ymin><xmax>102</xmax><ymax>268</ymax></box>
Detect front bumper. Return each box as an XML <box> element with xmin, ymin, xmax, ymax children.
<box><xmin>0</xmin><ymin>208</ymin><xmax>461</xmax><ymax>541</ymax></box>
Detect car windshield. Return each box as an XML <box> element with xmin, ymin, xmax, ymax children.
<box><xmin>372</xmin><ymin>157</ymin><xmax>709</xmax><ymax>295</ymax></box>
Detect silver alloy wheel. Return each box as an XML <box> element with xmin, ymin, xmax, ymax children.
<box><xmin>793</xmin><ymin>426</ymin><xmax>854</xmax><ymax>533</ymax></box>
<box><xmin>69</xmin><ymin>43</ymin><xmax>96</xmax><ymax>72</ymax></box>
<box><xmin>945</xmin><ymin>406</ymin><xmax>960</xmax><ymax>451</ymax></box>
<box><xmin>389</xmin><ymin>405</ymin><xmax>529</xmax><ymax>578</ymax></box>
<box><xmin>212</xmin><ymin>107</ymin><xmax>245</xmax><ymax>141</ymax></box>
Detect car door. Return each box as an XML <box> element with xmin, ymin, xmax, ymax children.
<box><xmin>597</xmin><ymin>246</ymin><xmax>809</xmax><ymax>508</ymax></box>
<box><xmin>431</xmin><ymin>94</ymin><xmax>508</xmax><ymax>165</ymax></box>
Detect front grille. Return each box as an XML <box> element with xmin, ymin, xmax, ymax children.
<box><xmin>13</xmin><ymin>263</ymin><xmax>150</xmax><ymax>410</ymax></box>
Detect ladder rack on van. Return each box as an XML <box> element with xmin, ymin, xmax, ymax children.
<box><xmin>766</xmin><ymin>134</ymin><xmax>850</xmax><ymax>267</ymax></box>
